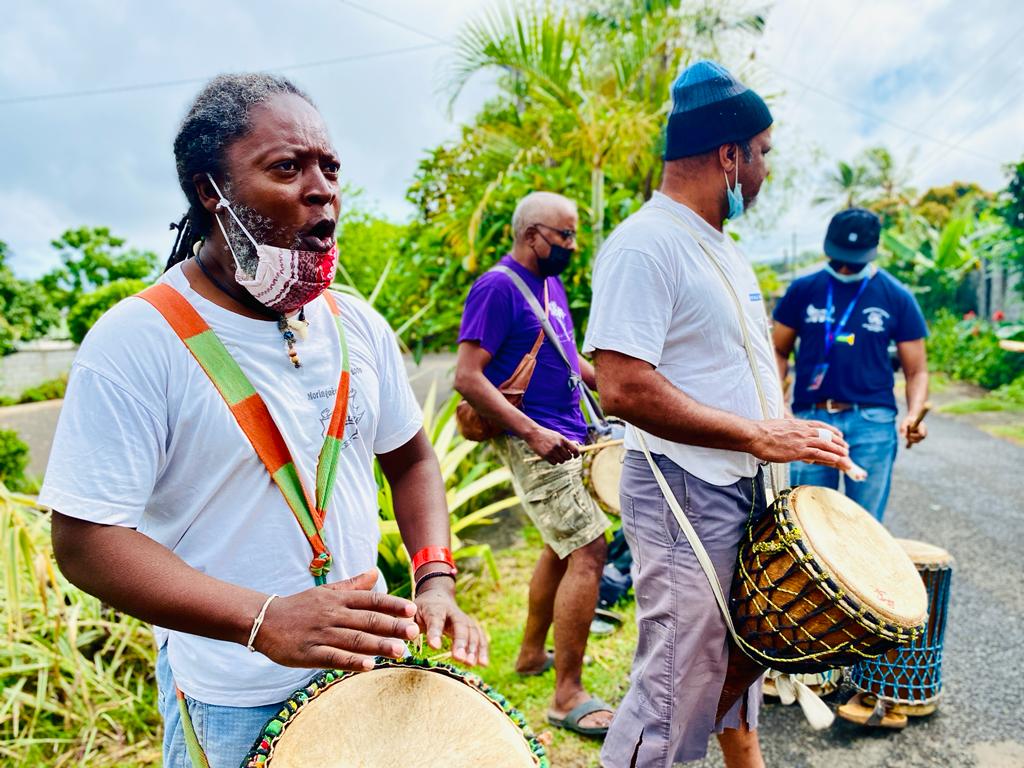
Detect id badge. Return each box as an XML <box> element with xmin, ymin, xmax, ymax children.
<box><xmin>807</xmin><ymin>363</ymin><xmax>829</xmax><ymax>391</ymax></box>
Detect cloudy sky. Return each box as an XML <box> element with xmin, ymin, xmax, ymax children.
<box><xmin>2</xmin><ymin>0</ymin><xmax>1021</xmax><ymax>277</ymax></box>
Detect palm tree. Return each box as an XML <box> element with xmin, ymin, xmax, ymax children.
<box><xmin>813</xmin><ymin>160</ymin><xmax>872</xmax><ymax>210</ymax></box>
<box><xmin>447</xmin><ymin>2</ymin><xmax>679</xmax><ymax>257</ymax></box>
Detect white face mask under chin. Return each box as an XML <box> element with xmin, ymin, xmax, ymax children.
<box><xmin>825</xmin><ymin>262</ymin><xmax>877</xmax><ymax>283</ymax></box>
<box><xmin>204</xmin><ymin>174</ymin><xmax>337</xmax><ymax>314</ymax></box>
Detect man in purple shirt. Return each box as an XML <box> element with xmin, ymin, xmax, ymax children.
<box><xmin>455</xmin><ymin>192</ymin><xmax>613</xmax><ymax>737</ymax></box>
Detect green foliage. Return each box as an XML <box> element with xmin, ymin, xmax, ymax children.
<box><xmin>927</xmin><ymin>310</ymin><xmax>1024</xmax><ymax>390</ymax></box>
<box><xmin>41</xmin><ymin>227</ymin><xmax>157</xmax><ymax>310</ymax></box>
<box><xmin>66</xmin><ymin>278</ymin><xmax>148</xmax><ymax>344</ymax></box>
<box><xmin>16</xmin><ymin>374</ymin><xmax>68</xmax><ymax>404</ymax></box>
<box><xmin>0</xmin><ymin>429</ymin><xmax>30</xmax><ymax>492</ymax></box>
<box><xmin>994</xmin><ymin>375</ymin><xmax>1024</xmax><ymax>406</ymax></box>
<box><xmin>0</xmin><ymin>487</ymin><xmax>161</xmax><ymax>766</ymax></box>
<box><xmin>377</xmin><ymin>382</ymin><xmax>515</xmax><ymax>596</ymax></box>
<box><xmin>0</xmin><ymin>242</ymin><xmax>61</xmax><ymax>356</ymax></box>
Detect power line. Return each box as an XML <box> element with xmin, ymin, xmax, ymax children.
<box><xmin>892</xmin><ymin>17</ymin><xmax>1024</xmax><ymax>154</ymax></box>
<box><xmin>334</xmin><ymin>0</ymin><xmax>448</xmax><ymax>44</ymax></box>
<box><xmin>914</xmin><ymin>83</ymin><xmax>1023</xmax><ymax>179</ymax></box>
<box><xmin>0</xmin><ymin>42</ymin><xmax>445</xmax><ymax>106</ymax></box>
<box><xmin>765</xmin><ymin>64</ymin><xmax>1002</xmax><ymax>164</ymax></box>
<box><xmin>791</xmin><ymin>4</ymin><xmax>858</xmax><ymax>115</ymax></box>
<box><xmin>778</xmin><ymin>0</ymin><xmax>814</xmax><ymax>69</ymax></box>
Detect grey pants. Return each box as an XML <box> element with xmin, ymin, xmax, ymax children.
<box><xmin>601</xmin><ymin>452</ymin><xmax>767</xmax><ymax>767</ymax></box>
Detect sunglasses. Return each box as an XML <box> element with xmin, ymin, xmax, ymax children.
<box><xmin>532</xmin><ymin>222</ymin><xmax>577</xmax><ymax>242</ymax></box>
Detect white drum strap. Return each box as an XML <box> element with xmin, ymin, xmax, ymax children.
<box><xmin>636</xmin><ymin>423</ymin><xmax>834</xmax><ymax>729</ymax></box>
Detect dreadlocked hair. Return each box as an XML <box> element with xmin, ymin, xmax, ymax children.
<box><xmin>165</xmin><ymin>72</ymin><xmax>314</xmax><ymax>272</ymax></box>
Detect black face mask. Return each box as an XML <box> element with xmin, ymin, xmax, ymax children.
<box><xmin>535</xmin><ymin>234</ymin><xmax>573</xmax><ymax>277</ymax></box>
<box><xmin>829</xmin><ymin>259</ymin><xmax>867</xmax><ymax>274</ymax></box>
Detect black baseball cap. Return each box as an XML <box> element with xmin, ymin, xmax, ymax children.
<box><xmin>824</xmin><ymin>208</ymin><xmax>881</xmax><ymax>264</ymax></box>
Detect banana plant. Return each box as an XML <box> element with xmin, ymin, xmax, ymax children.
<box><xmin>376</xmin><ymin>381</ymin><xmax>518</xmax><ymax>596</ymax></box>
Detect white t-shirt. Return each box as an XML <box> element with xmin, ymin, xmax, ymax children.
<box><xmin>583</xmin><ymin>192</ymin><xmax>782</xmax><ymax>486</ymax></box>
<box><xmin>39</xmin><ymin>264</ymin><xmax>422</xmax><ymax>706</ymax></box>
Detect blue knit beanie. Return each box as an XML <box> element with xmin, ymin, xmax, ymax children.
<box><xmin>664</xmin><ymin>61</ymin><xmax>773</xmax><ymax>160</ymax></box>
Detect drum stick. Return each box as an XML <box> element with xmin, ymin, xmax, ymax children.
<box><xmin>524</xmin><ymin>439</ymin><xmax>623</xmax><ymax>463</ymax></box>
<box><xmin>906</xmin><ymin>402</ymin><xmax>930</xmax><ymax>449</ymax></box>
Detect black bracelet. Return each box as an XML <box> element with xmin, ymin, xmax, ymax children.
<box><xmin>415</xmin><ymin>570</ymin><xmax>456</xmax><ymax>593</ymax></box>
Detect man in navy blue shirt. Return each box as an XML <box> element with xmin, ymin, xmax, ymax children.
<box><xmin>773</xmin><ymin>208</ymin><xmax>929</xmax><ymax>520</ymax></box>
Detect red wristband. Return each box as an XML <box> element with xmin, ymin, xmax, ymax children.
<box><xmin>411</xmin><ymin>545</ymin><xmax>456</xmax><ymax>574</ymax></box>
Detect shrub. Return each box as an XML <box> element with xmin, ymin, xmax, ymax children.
<box><xmin>0</xmin><ymin>428</ymin><xmax>30</xmax><ymax>491</ymax></box>
<box><xmin>17</xmin><ymin>374</ymin><xmax>67</xmax><ymax>403</ymax></box>
<box><xmin>66</xmin><ymin>278</ymin><xmax>148</xmax><ymax>344</ymax></box>
<box><xmin>928</xmin><ymin>310</ymin><xmax>1024</xmax><ymax>389</ymax></box>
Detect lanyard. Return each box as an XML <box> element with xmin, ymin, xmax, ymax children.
<box><xmin>139</xmin><ymin>283</ymin><xmax>350</xmax><ymax>586</ymax></box>
<box><xmin>822</xmin><ymin>274</ymin><xmax>872</xmax><ymax>359</ymax></box>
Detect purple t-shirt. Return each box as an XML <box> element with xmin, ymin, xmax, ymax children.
<box><xmin>458</xmin><ymin>254</ymin><xmax>588</xmax><ymax>442</ymax></box>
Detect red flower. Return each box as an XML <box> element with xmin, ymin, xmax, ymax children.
<box><xmin>963</xmin><ymin>311</ymin><xmax>977</xmax><ymax>320</ymax></box>
<box><xmin>993</xmin><ymin>310</ymin><xmax>1006</xmax><ymax>322</ymax></box>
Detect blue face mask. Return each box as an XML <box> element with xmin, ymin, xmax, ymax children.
<box><xmin>724</xmin><ymin>157</ymin><xmax>744</xmax><ymax>220</ymax></box>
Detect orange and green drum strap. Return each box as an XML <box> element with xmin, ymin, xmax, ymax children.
<box><xmin>138</xmin><ymin>284</ymin><xmax>350</xmax><ymax>586</ymax></box>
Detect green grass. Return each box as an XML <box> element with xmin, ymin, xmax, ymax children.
<box><xmin>939</xmin><ymin>397</ymin><xmax>1024</xmax><ymax>414</ymax></box>
<box><xmin>987</xmin><ymin>425</ymin><xmax>1024</xmax><ymax>445</ymax></box>
<box><xmin>457</xmin><ymin>526</ymin><xmax>637</xmax><ymax>768</ymax></box>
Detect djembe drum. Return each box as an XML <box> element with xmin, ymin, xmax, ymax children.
<box><xmin>243</xmin><ymin>658</ymin><xmax>548</xmax><ymax>767</ymax></box>
<box><xmin>584</xmin><ymin>441</ymin><xmax>624</xmax><ymax>515</ymax></box>
<box><xmin>839</xmin><ymin>538</ymin><xmax>953</xmax><ymax>727</ymax></box>
<box><xmin>716</xmin><ymin>487</ymin><xmax>929</xmax><ymax>716</ymax></box>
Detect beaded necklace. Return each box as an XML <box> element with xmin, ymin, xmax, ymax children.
<box><xmin>193</xmin><ymin>245</ymin><xmax>307</xmax><ymax>369</ymax></box>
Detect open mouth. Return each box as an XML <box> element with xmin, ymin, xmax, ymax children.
<box><xmin>298</xmin><ymin>219</ymin><xmax>337</xmax><ymax>252</ymax></box>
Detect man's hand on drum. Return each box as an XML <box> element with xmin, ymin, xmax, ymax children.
<box><xmin>414</xmin><ymin>574</ymin><xmax>489</xmax><ymax>667</ymax></box>
<box><xmin>750</xmin><ymin>418</ymin><xmax>855</xmax><ymax>470</ymax></box>
<box><xmin>525</xmin><ymin>424</ymin><xmax>581</xmax><ymax>464</ymax></box>
<box><xmin>253</xmin><ymin>570</ymin><xmax>420</xmax><ymax>672</ymax></box>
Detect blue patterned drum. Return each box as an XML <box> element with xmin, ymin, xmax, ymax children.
<box><xmin>848</xmin><ymin>539</ymin><xmax>953</xmax><ymax>713</ymax></box>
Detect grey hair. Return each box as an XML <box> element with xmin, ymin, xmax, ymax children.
<box><xmin>511</xmin><ymin>192</ymin><xmax>577</xmax><ymax>241</ymax></box>
<box><xmin>166</xmin><ymin>73</ymin><xmax>313</xmax><ymax>270</ymax></box>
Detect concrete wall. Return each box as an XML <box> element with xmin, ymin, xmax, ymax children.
<box><xmin>0</xmin><ymin>342</ymin><xmax>78</xmax><ymax>398</ymax></box>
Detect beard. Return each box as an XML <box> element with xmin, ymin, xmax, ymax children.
<box><xmin>219</xmin><ymin>182</ymin><xmax>302</xmax><ymax>276</ymax></box>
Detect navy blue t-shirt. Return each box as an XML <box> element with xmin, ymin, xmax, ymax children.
<box><xmin>773</xmin><ymin>268</ymin><xmax>928</xmax><ymax>410</ymax></box>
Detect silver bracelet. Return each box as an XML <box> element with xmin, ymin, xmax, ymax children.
<box><xmin>246</xmin><ymin>594</ymin><xmax>279</xmax><ymax>652</ymax></box>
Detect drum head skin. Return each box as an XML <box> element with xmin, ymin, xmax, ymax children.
<box><xmin>245</xmin><ymin>660</ymin><xmax>547</xmax><ymax>768</ymax></box>
<box><xmin>589</xmin><ymin>444</ymin><xmax>624</xmax><ymax>513</ymax></box>
<box><xmin>896</xmin><ymin>538</ymin><xmax>954</xmax><ymax>569</ymax></box>
<box><xmin>789</xmin><ymin>487</ymin><xmax>927</xmax><ymax>628</ymax></box>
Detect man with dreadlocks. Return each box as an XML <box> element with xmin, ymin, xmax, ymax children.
<box><xmin>40</xmin><ymin>73</ymin><xmax>487</xmax><ymax>767</ymax></box>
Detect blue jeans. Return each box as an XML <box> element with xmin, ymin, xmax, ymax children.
<box><xmin>790</xmin><ymin>406</ymin><xmax>898</xmax><ymax>521</ymax></box>
<box><xmin>156</xmin><ymin>646</ymin><xmax>286</xmax><ymax>768</ymax></box>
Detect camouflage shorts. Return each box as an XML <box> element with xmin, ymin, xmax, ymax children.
<box><xmin>495</xmin><ymin>435</ymin><xmax>610</xmax><ymax>559</ymax></box>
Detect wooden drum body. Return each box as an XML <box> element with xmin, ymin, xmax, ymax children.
<box><xmin>848</xmin><ymin>539</ymin><xmax>953</xmax><ymax>714</ymax></box>
<box><xmin>730</xmin><ymin>486</ymin><xmax>928</xmax><ymax>674</ymax></box>
<box><xmin>243</xmin><ymin>658</ymin><xmax>548</xmax><ymax>767</ymax></box>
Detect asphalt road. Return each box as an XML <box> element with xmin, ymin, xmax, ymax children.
<box><xmin>693</xmin><ymin>409</ymin><xmax>1024</xmax><ymax>768</ymax></box>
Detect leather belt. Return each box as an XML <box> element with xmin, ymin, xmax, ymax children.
<box><xmin>811</xmin><ymin>399</ymin><xmax>854</xmax><ymax>414</ymax></box>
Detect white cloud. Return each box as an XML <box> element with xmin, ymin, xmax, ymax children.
<box><xmin>1</xmin><ymin>0</ymin><xmax>1022</xmax><ymax>277</ymax></box>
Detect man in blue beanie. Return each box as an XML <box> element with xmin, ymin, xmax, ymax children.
<box><xmin>585</xmin><ymin>61</ymin><xmax>852</xmax><ymax>767</ymax></box>
<box><xmin>773</xmin><ymin>208</ymin><xmax>930</xmax><ymax>521</ymax></box>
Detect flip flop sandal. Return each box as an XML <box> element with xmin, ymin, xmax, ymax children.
<box><xmin>518</xmin><ymin>649</ymin><xmax>594</xmax><ymax>677</ymax></box>
<box><xmin>547</xmin><ymin>697</ymin><xmax>614</xmax><ymax>738</ymax></box>
<box><xmin>594</xmin><ymin>608</ymin><xmax>624</xmax><ymax>625</ymax></box>
<box><xmin>517</xmin><ymin>652</ymin><xmax>555</xmax><ymax>677</ymax></box>
<box><xmin>837</xmin><ymin>692</ymin><xmax>908</xmax><ymax>730</ymax></box>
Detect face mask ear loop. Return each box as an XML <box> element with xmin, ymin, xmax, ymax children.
<box><xmin>205</xmin><ymin>174</ymin><xmax>261</xmax><ymax>268</ymax></box>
